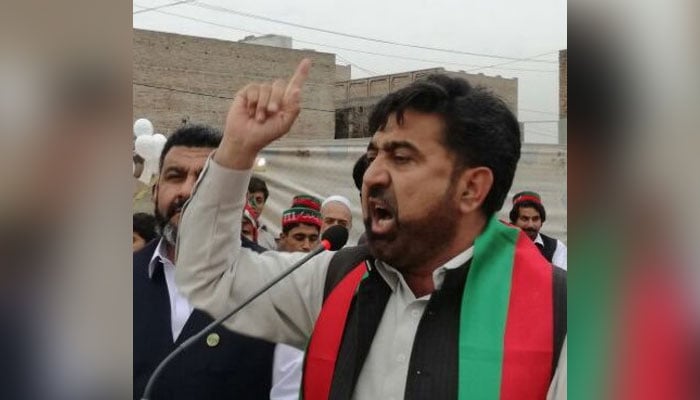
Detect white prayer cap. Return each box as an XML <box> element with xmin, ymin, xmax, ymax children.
<box><xmin>321</xmin><ymin>195</ymin><xmax>352</xmax><ymax>211</ymax></box>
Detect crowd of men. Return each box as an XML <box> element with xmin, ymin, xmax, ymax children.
<box><xmin>133</xmin><ymin>59</ymin><xmax>566</xmax><ymax>399</ymax></box>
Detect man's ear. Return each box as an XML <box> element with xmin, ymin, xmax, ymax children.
<box><xmin>456</xmin><ymin>166</ymin><xmax>494</xmax><ymax>214</ymax></box>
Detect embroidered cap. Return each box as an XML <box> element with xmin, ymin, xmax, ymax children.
<box><xmin>512</xmin><ymin>191</ymin><xmax>542</xmax><ymax>205</ymax></box>
<box><xmin>292</xmin><ymin>195</ymin><xmax>322</xmax><ymax>211</ymax></box>
<box><xmin>282</xmin><ymin>206</ymin><xmax>322</xmax><ymax>230</ymax></box>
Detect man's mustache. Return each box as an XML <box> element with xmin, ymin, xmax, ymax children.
<box><xmin>367</xmin><ymin>185</ymin><xmax>384</xmax><ymax>199</ymax></box>
<box><xmin>165</xmin><ymin>197</ymin><xmax>188</xmax><ymax>220</ymax></box>
<box><xmin>366</xmin><ymin>186</ymin><xmax>396</xmax><ymax>210</ymax></box>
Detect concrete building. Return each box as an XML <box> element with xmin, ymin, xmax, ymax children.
<box><xmin>334</xmin><ymin>68</ymin><xmax>518</xmax><ymax>139</ymax></box>
<box><xmin>133</xmin><ymin>29</ymin><xmax>337</xmax><ymax>139</ymax></box>
<box><xmin>559</xmin><ymin>49</ymin><xmax>567</xmax><ymax>118</ymax></box>
<box><xmin>335</xmin><ymin>64</ymin><xmax>352</xmax><ymax>82</ymax></box>
<box><xmin>559</xmin><ymin>49</ymin><xmax>567</xmax><ymax>144</ymax></box>
<box><xmin>239</xmin><ymin>34</ymin><xmax>292</xmax><ymax>48</ymax></box>
<box><xmin>134</xmin><ymin>30</ymin><xmax>521</xmax><ymax>143</ymax></box>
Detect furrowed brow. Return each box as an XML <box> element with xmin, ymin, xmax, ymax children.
<box><xmin>163</xmin><ymin>165</ymin><xmax>186</xmax><ymax>175</ymax></box>
<box><xmin>382</xmin><ymin>140</ymin><xmax>419</xmax><ymax>154</ymax></box>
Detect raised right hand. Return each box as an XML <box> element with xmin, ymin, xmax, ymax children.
<box><xmin>215</xmin><ymin>58</ymin><xmax>311</xmax><ymax>170</ymax></box>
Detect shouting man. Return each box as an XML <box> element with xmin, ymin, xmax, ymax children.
<box><xmin>509</xmin><ymin>191</ymin><xmax>567</xmax><ymax>270</ymax></box>
<box><xmin>175</xmin><ymin>60</ymin><xmax>566</xmax><ymax>399</ymax></box>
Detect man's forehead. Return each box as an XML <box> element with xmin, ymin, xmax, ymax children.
<box><xmin>323</xmin><ymin>202</ymin><xmax>351</xmax><ymax>215</ymax></box>
<box><xmin>290</xmin><ymin>224</ymin><xmax>319</xmax><ymax>235</ymax></box>
<box><xmin>162</xmin><ymin>146</ymin><xmax>215</xmax><ymax>167</ymax></box>
<box><xmin>368</xmin><ymin>111</ymin><xmax>445</xmax><ymax>149</ymax></box>
<box><xmin>520</xmin><ymin>206</ymin><xmax>541</xmax><ymax>216</ymax></box>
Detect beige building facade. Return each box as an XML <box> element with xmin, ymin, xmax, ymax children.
<box><xmin>334</xmin><ymin>68</ymin><xmax>518</xmax><ymax>138</ymax></box>
<box><xmin>133</xmin><ymin>29</ymin><xmax>338</xmax><ymax>139</ymax></box>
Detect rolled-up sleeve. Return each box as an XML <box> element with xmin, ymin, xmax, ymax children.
<box><xmin>175</xmin><ymin>157</ymin><xmax>333</xmax><ymax>349</ymax></box>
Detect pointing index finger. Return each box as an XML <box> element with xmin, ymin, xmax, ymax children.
<box><xmin>285</xmin><ymin>58</ymin><xmax>311</xmax><ymax>99</ymax></box>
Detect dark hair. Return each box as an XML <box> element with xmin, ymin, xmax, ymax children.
<box><xmin>159</xmin><ymin>124</ymin><xmax>222</xmax><ymax>171</ymax></box>
<box><xmin>509</xmin><ymin>201</ymin><xmax>547</xmax><ymax>224</ymax></box>
<box><xmin>352</xmin><ymin>153</ymin><xmax>369</xmax><ymax>191</ymax></box>
<box><xmin>133</xmin><ymin>212</ymin><xmax>158</xmax><ymax>242</ymax></box>
<box><xmin>248</xmin><ymin>176</ymin><xmax>269</xmax><ymax>200</ymax></box>
<box><xmin>368</xmin><ymin>74</ymin><xmax>521</xmax><ymax>216</ymax></box>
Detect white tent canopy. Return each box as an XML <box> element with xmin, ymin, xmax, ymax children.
<box><xmin>255</xmin><ymin>139</ymin><xmax>567</xmax><ymax>246</ymax></box>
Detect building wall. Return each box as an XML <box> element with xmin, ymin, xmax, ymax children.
<box><xmin>133</xmin><ymin>29</ymin><xmax>336</xmax><ymax>139</ymax></box>
<box><xmin>334</xmin><ymin>68</ymin><xmax>518</xmax><ymax>139</ymax></box>
<box><xmin>335</xmin><ymin>96</ymin><xmax>383</xmax><ymax>139</ymax></box>
<box><xmin>558</xmin><ymin>118</ymin><xmax>567</xmax><ymax>145</ymax></box>
<box><xmin>559</xmin><ymin>49</ymin><xmax>567</xmax><ymax>118</ymax></box>
<box><xmin>239</xmin><ymin>34</ymin><xmax>292</xmax><ymax>48</ymax></box>
<box><xmin>335</xmin><ymin>64</ymin><xmax>351</xmax><ymax>82</ymax></box>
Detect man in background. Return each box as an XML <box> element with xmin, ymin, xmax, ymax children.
<box><xmin>320</xmin><ymin>195</ymin><xmax>353</xmax><ymax>234</ymax></box>
<box><xmin>247</xmin><ymin>176</ymin><xmax>278</xmax><ymax>249</ymax></box>
<box><xmin>133</xmin><ymin>124</ymin><xmax>275</xmax><ymax>399</ymax></box>
<box><xmin>352</xmin><ymin>154</ymin><xmax>369</xmax><ymax>245</ymax></box>
<box><xmin>271</xmin><ymin>194</ymin><xmax>323</xmax><ymax>399</ymax></box>
<box><xmin>133</xmin><ymin>212</ymin><xmax>157</xmax><ymax>252</ymax></box>
<box><xmin>509</xmin><ymin>191</ymin><xmax>567</xmax><ymax>270</ymax></box>
<box><xmin>277</xmin><ymin>195</ymin><xmax>322</xmax><ymax>253</ymax></box>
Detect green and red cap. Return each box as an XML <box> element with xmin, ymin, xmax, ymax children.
<box><xmin>282</xmin><ymin>207</ymin><xmax>322</xmax><ymax>230</ymax></box>
<box><xmin>512</xmin><ymin>191</ymin><xmax>542</xmax><ymax>205</ymax></box>
<box><xmin>292</xmin><ymin>195</ymin><xmax>322</xmax><ymax>211</ymax></box>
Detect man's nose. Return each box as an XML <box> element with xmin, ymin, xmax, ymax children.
<box><xmin>362</xmin><ymin>157</ymin><xmax>390</xmax><ymax>194</ymax></box>
<box><xmin>177</xmin><ymin>175</ymin><xmax>199</xmax><ymax>198</ymax></box>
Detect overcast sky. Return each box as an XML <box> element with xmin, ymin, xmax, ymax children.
<box><xmin>133</xmin><ymin>0</ymin><xmax>567</xmax><ymax>143</ymax></box>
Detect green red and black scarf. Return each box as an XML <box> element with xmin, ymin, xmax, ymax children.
<box><xmin>304</xmin><ymin>216</ymin><xmax>556</xmax><ymax>399</ymax></box>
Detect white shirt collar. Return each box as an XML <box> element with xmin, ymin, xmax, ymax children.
<box><xmin>374</xmin><ymin>246</ymin><xmax>474</xmax><ymax>295</ymax></box>
<box><xmin>148</xmin><ymin>238</ymin><xmax>173</xmax><ymax>279</ymax></box>
<box><xmin>534</xmin><ymin>233</ymin><xmax>544</xmax><ymax>245</ymax></box>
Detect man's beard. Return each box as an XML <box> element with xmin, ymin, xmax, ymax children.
<box><xmin>154</xmin><ymin>197</ymin><xmax>187</xmax><ymax>247</ymax></box>
<box><xmin>364</xmin><ymin>185</ymin><xmax>459</xmax><ymax>271</ymax></box>
<box><xmin>523</xmin><ymin>228</ymin><xmax>538</xmax><ymax>240</ymax></box>
<box><xmin>159</xmin><ymin>220</ymin><xmax>178</xmax><ymax>247</ymax></box>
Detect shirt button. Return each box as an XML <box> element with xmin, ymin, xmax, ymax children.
<box><xmin>397</xmin><ymin>353</ymin><xmax>406</xmax><ymax>362</ymax></box>
<box><xmin>206</xmin><ymin>333</ymin><xmax>220</xmax><ymax>347</ymax></box>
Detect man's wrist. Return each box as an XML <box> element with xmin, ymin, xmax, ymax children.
<box><xmin>214</xmin><ymin>137</ymin><xmax>258</xmax><ymax>170</ymax></box>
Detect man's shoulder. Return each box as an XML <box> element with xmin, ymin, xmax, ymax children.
<box><xmin>330</xmin><ymin>244</ymin><xmax>371</xmax><ymax>267</ymax></box>
<box><xmin>539</xmin><ymin>232</ymin><xmax>556</xmax><ymax>241</ymax></box>
<box><xmin>133</xmin><ymin>239</ymin><xmax>159</xmax><ymax>276</ymax></box>
<box><xmin>323</xmin><ymin>244</ymin><xmax>371</xmax><ymax>299</ymax></box>
<box><xmin>540</xmin><ymin>233</ymin><xmax>565</xmax><ymax>247</ymax></box>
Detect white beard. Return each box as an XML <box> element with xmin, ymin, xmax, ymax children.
<box><xmin>161</xmin><ymin>222</ymin><xmax>177</xmax><ymax>247</ymax></box>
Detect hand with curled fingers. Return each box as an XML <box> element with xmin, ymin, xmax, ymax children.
<box><xmin>215</xmin><ymin>58</ymin><xmax>312</xmax><ymax>170</ymax></box>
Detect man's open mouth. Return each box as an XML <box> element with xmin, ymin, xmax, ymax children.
<box><xmin>369</xmin><ymin>198</ymin><xmax>396</xmax><ymax>236</ymax></box>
